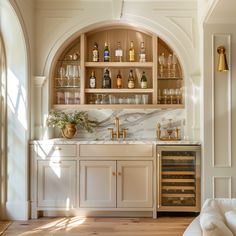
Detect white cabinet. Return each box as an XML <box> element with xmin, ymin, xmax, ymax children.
<box><xmin>80</xmin><ymin>161</ymin><xmax>116</xmax><ymax>208</ymax></box>
<box><xmin>38</xmin><ymin>160</ymin><xmax>76</xmax><ymax>208</ymax></box>
<box><xmin>31</xmin><ymin>143</ymin><xmax>155</xmax><ymax>218</ymax></box>
<box><xmin>79</xmin><ymin>160</ymin><xmax>153</xmax><ymax>209</ymax></box>
<box><xmin>117</xmin><ymin>161</ymin><xmax>153</xmax><ymax>208</ymax></box>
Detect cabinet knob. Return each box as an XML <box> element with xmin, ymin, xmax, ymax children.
<box><xmin>53</xmin><ymin>146</ymin><xmax>62</xmax><ymax>151</ymax></box>
<box><xmin>112</xmin><ymin>172</ymin><xmax>116</xmax><ymax>176</ymax></box>
<box><xmin>118</xmin><ymin>172</ymin><xmax>122</xmax><ymax>176</ymax></box>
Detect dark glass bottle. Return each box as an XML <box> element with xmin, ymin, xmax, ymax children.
<box><xmin>102</xmin><ymin>68</ymin><xmax>111</xmax><ymax>88</ymax></box>
<box><xmin>89</xmin><ymin>70</ymin><xmax>96</xmax><ymax>89</ymax></box>
<box><xmin>140</xmin><ymin>71</ymin><xmax>147</xmax><ymax>88</ymax></box>
<box><xmin>104</xmin><ymin>42</ymin><xmax>110</xmax><ymax>62</ymax></box>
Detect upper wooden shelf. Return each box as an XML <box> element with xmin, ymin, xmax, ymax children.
<box><xmin>52</xmin><ymin>104</ymin><xmax>185</xmax><ymax>110</ymax></box>
<box><xmin>85</xmin><ymin>62</ymin><xmax>153</xmax><ymax>68</ymax></box>
<box><xmin>84</xmin><ymin>89</ymin><xmax>154</xmax><ymax>93</ymax></box>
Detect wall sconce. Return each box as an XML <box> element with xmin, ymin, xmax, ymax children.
<box><xmin>217</xmin><ymin>46</ymin><xmax>229</xmax><ymax>72</ymax></box>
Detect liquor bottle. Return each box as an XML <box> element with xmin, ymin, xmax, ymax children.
<box><xmin>140</xmin><ymin>71</ymin><xmax>147</xmax><ymax>88</ymax></box>
<box><xmin>115</xmin><ymin>42</ymin><xmax>123</xmax><ymax>62</ymax></box>
<box><xmin>92</xmin><ymin>42</ymin><xmax>99</xmax><ymax>62</ymax></box>
<box><xmin>139</xmin><ymin>42</ymin><xmax>146</xmax><ymax>62</ymax></box>
<box><xmin>89</xmin><ymin>70</ymin><xmax>96</xmax><ymax>89</ymax></box>
<box><xmin>129</xmin><ymin>41</ymin><xmax>135</xmax><ymax>62</ymax></box>
<box><xmin>103</xmin><ymin>42</ymin><xmax>110</xmax><ymax>62</ymax></box>
<box><xmin>127</xmin><ymin>69</ymin><xmax>135</xmax><ymax>89</ymax></box>
<box><xmin>102</xmin><ymin>68</ymin><xmax>111</xmax><ymax>88</ymax></box>
<box><xmin>116</xmin><ymin>70</ymin><xmax>122</xmax><ymax>88</ymax></box>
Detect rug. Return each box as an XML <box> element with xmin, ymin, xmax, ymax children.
<box><xmin>0</xmin><ymin>221</ymin><xmax>11</xmax><ymax>235</ymax></box>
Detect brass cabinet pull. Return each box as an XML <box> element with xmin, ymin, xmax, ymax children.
<box><xmin>118</xmin><ymin>172</ymin><xmax>122</xmax><ymax>176</ymax></box>
<box><xmin>51</xmin><ymin>161</ymin><xmax>61</xmax><ymax>164</ymax></box>
<box><xmin>112</xmin><ymin>172</ymin><xmax>116</xmax><ymax>176</ymax></box>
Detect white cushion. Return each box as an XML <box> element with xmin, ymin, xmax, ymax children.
<box><xmin>200</xmin><ymin>203</ymin><xmax>233</xmax><ymax>236</ymax></box>
<box><xmin>225</xmin><ymin>210</ymin><xmax>236</xmax><ymax>235</ymax></box>
<box><xmin>200</xmin><ymin>214</ymin><xmax>233</xmax><ymax>236</ymax></box>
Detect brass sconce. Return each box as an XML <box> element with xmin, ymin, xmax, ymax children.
<box><xmin>217</xmin><ymin>46</ymin><xmax>229</xmax><ymax>72</ymax></box>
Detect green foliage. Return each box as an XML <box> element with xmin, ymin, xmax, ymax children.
<box><xmin>46</xmin><ymin>110</ymin><xmax>97</xmax><ymax>133</ymax></box>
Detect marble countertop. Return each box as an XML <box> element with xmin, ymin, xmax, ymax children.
<box><xmin>31</xmin><ymin>138</ymin><xmax>201</xmax><ymax>145</ymax></box>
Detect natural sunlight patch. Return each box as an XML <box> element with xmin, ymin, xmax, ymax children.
<box><xmin>49</xmin><ymin>160</ymin><xmax>61</xmax><ymax>178</ymax></box>
<box><xmin>7</xmin><ymin>69</ymin><xmax>27</xmax><ymax>129</ymax></box>
<box><xmin>17</xmin><ymin>217</ymin><xmax>87</xmax><ymax>235</ymax></box>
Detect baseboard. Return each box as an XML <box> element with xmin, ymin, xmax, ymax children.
<box><xmin>5</xmin><ymin>200</ymin><xmax>30</xmax><ymax>220</ymax></box>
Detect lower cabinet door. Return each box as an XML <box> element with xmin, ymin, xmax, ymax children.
<box><xmin>37</xmin><ymin>160</ymin><xmax>76</xmax><ymax>208</ymax></box>
<box><xmin>117</xmin><ymin>160</ymin><xmax>153</xmax><ymax>208</ymax></box>
<box><xmin>80</xmin><ymin>161</ymin><xmax>116</xmax><ymax>208</ymax></box>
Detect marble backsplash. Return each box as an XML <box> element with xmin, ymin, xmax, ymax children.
<box><xmin>52</xmin><ymin>109</ymin><xmax>185</xmax><ymax>140</ymax></box>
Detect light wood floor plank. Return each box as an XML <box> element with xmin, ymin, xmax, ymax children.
<box><xmin>3</xmin><ymin>217</ymin><xmax>194</xmax><ymax>236</ymax></box>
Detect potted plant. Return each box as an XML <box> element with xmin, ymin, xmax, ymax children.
<box><xmin>46</xmin><ymin>110</ymin><xmax>97</xmax><ymax>139</ymax></box>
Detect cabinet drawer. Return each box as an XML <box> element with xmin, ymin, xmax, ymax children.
<box><xmin>37</xmin><ymin>144</ymin><xmax>77</xmax><ymax>158</ymax></box>
<box><xmin>79</xmin><ymin>144</ymin><xmax>153</xmax><ymax>157</ymax></box>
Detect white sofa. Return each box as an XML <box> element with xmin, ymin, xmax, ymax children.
<box><xmin>183</xmin><ymin>198</ymin><xmax>236</xmax><ymax>236</ymax></box>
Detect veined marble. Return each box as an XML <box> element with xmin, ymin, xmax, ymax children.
<box><xmin>31</xmin><ymin>138</ymin><xmax>201</xmax><ymax>145</ymax></box>
<box><xmin>51</xmin><ymin>109</ymin><xmax>188</xmax><ymax>140</ymax></box>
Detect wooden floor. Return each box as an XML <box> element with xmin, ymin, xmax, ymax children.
<box><xmin>2</xmin><ymin>216</ymin><xmax>193</xmax><ymax>236</ymax></box>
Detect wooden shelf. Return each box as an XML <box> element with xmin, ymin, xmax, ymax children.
<box><xmin>84</xmin><ymin>88</ymin><xmax>154</xmax><ymax>93</ymax></box>
<box><xmin>85</xmin><ymin>62</ymin><xmax>153</xmax><ymax>68</ymax></box>
<box><xmin>52</xmin><ymin>104</ymin><xmax>184</xmax><ymax>109</ymax></box>
<box><xmin>158</xmin><ymin>77</ymin><xmax>183</xmax><ymax>80</ymax></box>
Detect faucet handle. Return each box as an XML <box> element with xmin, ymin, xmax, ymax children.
<box><xmin>108</xmin><ymin>128</ymin><xmax>115</xmax><ymax>139</ymax></box>
<box><xmin>122</xmin><ymin>128</ymin><xmax>128</xmax><ymax>139</ymax></box>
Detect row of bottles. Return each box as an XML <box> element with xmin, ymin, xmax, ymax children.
<box><xmin>89</xmin><ymin>69</ymin><xmax>148</xmax><ymax>89</ymax></box>
<box><xmin>92</xmin><ymin>41</ymin><xmax>146</xmax><ymax>62</ymax></box>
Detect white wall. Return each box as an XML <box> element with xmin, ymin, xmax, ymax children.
<box><xmin>203</xmin><ymin>23</ymin><xmax>236</xmax><ymax>201</ymax></box>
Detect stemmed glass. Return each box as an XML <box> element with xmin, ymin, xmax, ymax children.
<box><xmin>169</xmin><ymin>88</ymin><xmax>175</xmax><ymax>104</ymax></box>
<box><xmin>65</xmin><ymin>65</ymin><xmax>73</xmax><ymax>86</ymax></box>
<box><xmin>158</xmin><ymin>53</ymin><xmax>165</xmax><ymax>78</ymax></box>
<box><xmin>162</xmin><ymin>89</ymin><xmax>169</xmax><ymax>104</ymax></box>
<box><xmin>175</xmin><ymin>88</ymin><xmax>182</xmax><ymax>104</ymax></box>
<box><xmin>58</xmin><ymin>67</ymin><xmax>65</xmax><ymax>87</ymax></box>
<box><xmin>172</xmin><ymin>54</ymin><xmax>177</xmax><ymax>78</ymax></box>
<box><xmin>72</xmin><ymin>65</ymin><xmax>79</xmax><ymax>87</ymax></box>
<box><xmin>167</xmin><ymin>54</ymin><xmax>172</xmax><ymax>78</ymax></box>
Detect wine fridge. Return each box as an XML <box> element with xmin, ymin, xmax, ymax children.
<box><xmin>157</xmin><ymin>145</ymin><xmax>201</xmax><ymax>212</ymax></box>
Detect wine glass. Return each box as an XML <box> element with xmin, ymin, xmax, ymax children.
<box><xmin>175</xmin><ymin>88</ymin><xmax>182</xmax><ymax>104</ymax></box>
<box><xmin>65</xmin><ymin>65</ymin><xmax>73</xmax><ymax>86</ymax></box>
<box><xmin>72</xmin><ymin>65</ymin><xmax>79</xmax><ymax>87</ymax></box>
<box><xmin>169</xmin><ymin>88</ymin><xmax>175</xmax><ymax>104</ymax></box>
<box><xmin>167</xmin><ymin>54</ymin><xmax>172</xmax><ymax>78</ymax></box>
<box><xmin>162</xmin><ymin>89</ymin><xmax>169</xmax><ymax>104</ymax></box>
<box><xmin>172</xmin><ymin>54</ymin><xmax>177</xmax><ymax>77</ymax></box>
<box><xmin>58</xmin><ymin>67</ymin><xmax>65</xmax><ymax>87</ymax></box>
<box><xmin>158</xmin><ymin>53</ymin><xmax>165</xmax><ymax>78</ymax></box>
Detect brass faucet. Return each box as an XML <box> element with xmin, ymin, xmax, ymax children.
<box><xmin>108</xmin><ymin>117</ymin><xmax>128</xmax><ymax>140</ymax></box>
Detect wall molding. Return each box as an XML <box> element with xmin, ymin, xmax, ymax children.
<box><xmin>213</xmin><ymin>176</ymin><xmax>232</xmax><ymax>198</ymax></box>
<box><xmin>211</xmin><ymin>33</ymin><xmax>231</xmax><ymax>168</ymax></box>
